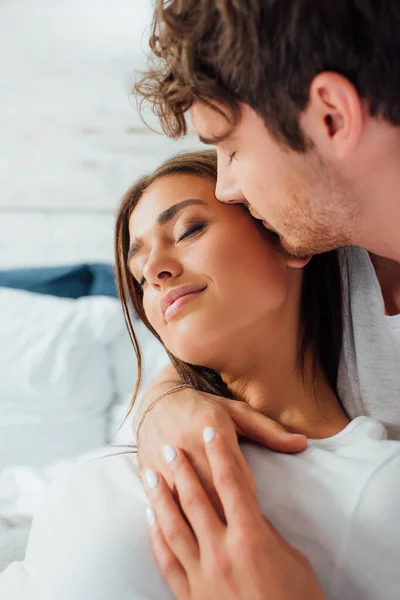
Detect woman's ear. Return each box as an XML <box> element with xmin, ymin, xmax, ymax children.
<box><xmin>286</xmin><ymin>255</ymin><xmax>313</xmax><ymax>269</ymax></box>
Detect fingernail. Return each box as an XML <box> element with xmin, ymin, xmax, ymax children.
<box><xmin>203</xmin><ymin>426</ymin><xmax>215</xmax><ymax>444</ymax></box>
<box><xmin>162</xmin><ymin>444</ymin><xmax>177</xmax><ymax>464</ymax></box>
<box><xmin>144</xmin><ymin>469</ymin><xmax>159</xmax><ymax>489</ymax></box>
<box><xmin>146</xmin><ymin>506</ymin><xmax>157</xmax><ymax>527</ymax></box>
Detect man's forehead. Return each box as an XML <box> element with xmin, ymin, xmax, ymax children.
<box><xmin>190</xmin><ymin>102</ymin><xmax>236</xmax><ymax>144</ymax></box>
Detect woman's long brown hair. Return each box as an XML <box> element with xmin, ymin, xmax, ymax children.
<box><xmin>114</xmin><ymin>149</ymin><xmax>344</xmax><ymax>419</ymax></box>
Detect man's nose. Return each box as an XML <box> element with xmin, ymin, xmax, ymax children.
<box><xmin>215</xmin><ymin>158</ymin><xmax>245</xmax><ymax>204</ymax></box>
<box><xmin>216</xmin><ymin>178</ymin><xmax>245</xmax><ymax>204</ymax></box>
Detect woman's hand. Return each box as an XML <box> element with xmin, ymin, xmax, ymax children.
<box><xmin>144</xmin><ymin>427</ymin><xmax>326</xmax><ymax>600</ymax></box>
<box><xmin>137</xmin><ymin>384</ymin><xmax>306</xmax><ymax>511</ymax></box>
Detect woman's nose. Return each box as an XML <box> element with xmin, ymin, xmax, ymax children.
<box><xmin>215</xmin><ymin>153</ymin><xmax>246</xmax><ymax>204</ymax></box>
<box><xmin>142</xmin><ymin>251</ymin><xmax>182</xmax><ymax>286</ymax></box>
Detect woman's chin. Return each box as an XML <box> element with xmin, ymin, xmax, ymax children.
<box><xmin>163</xmin><ymin>317</ymin><xmax>226</xmax><ymax>366</ymax></box>
<box><xmin>170</xmin><ymin>347</ymin><xmax>211</xmax><ymax>367</ymax></box>
<box><xmin>167</xmin><ymin>339</ymin><xmax>216</xmax><ymax>368</ymax></box>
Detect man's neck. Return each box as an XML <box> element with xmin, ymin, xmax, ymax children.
<box><xmin>369</xmin><ymin>253</ymin><xmax>400</xmax><ymax>316</ymax></box>
<box><xmin>351</xmin><ymin>123</ymin><xmax>400</xmax><ymax>262</ymax></box>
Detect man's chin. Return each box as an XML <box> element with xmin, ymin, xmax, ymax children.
<box><xmin>261</xmin><ymin>220</ymin><xmax>313</xmax><ymax>257</ymax></box>
<box><xmin>279</xmin><ymin>233</ymin><xmax>341</xmax><ymax>258</ymax></box>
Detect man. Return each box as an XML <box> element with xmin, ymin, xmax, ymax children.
<box><xmin>134</xmin><ymin>1</ymin><xmax>400</xmax><ymax>598</ymax></box>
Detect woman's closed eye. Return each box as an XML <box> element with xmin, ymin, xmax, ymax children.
<box><xmin>136</xmin><ymin>223</ymin><xmax>207</xmax><ymax>287</ymax></box>
<box><xmin>176</xmin><ymin>222</ymin><xmax>206</xmax><ymax>242</ymax></box>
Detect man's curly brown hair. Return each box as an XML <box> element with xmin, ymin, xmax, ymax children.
<box><xmin>135</xmin><ymin>0</ymin><xmax>400</xmax><ymax>152</ymax></box>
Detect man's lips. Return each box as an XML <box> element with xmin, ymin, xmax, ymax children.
<box><xmin>247</xmin><ymin>204</ymin><xmax>264</xmax><ymax>220</ymax></box>
<box><xmin>262</xmin><ymin>220</ymin><xmax>277</xmax><ymax>232</ymax></box>
<box><xmin>246</xmin><ymin>204</ymin><xmax>277</xmax><ymax>232</ymax></box>
<box><xmin>160</xmin><ymin>284</ymin><xmax>207</xmax><ymax>321</ymax></box>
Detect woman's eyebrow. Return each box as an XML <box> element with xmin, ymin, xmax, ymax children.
<box><xmin>128</xmin><ymin>198</ymin><xmax>207</xmax><ymax>262</ymax></box>
<box><xmin>157</xmin><ymin>198</ymin><xmax>206</xmax><ymax>225</ymax></box>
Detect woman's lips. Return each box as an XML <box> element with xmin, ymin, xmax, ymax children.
<box><xmin>160</xmin><ymin>284</ymin><xmax>207</xmax><ymax>322</ymax></box>
<box><xmin>164</xmin><ymin>289</ymin><xmax>205</xmax><ymax>322</ymax></box>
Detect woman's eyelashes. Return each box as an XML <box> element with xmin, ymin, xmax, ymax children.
<box><xmin>176</xmin><ymin>222</ymin><xmax>206</xmax><ymax>242</ymax></box>
<box><xmin>136</xmin><ymin>222</ymin><xmax>206</xmax><ymax>287</ymax></box>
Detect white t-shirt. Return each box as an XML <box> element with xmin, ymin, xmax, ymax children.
<box><xmin>1</xmin><ymin>416</ymin><xmax>399</xmax><ymax>600</ymax></box>
<box><xmin>338</xmin><ymin>247</ymin><xmax>400</xmax><ymax>438</ymax></box>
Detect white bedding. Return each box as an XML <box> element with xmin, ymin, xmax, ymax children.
<box><xmin>0</xmin><ymin>384</ymin><xmax>156</xmax><ymax>574</ymax></box>
<box><xmin>0</xmin><ymin>446</ymin><xmax>113</xmax><ymax>572</ymax></box>
<box><xmin>0</xmin><ymin>462</ymin><xmax>70</xmax><ymax>571</ymax></box>
<box><xmin>0</xmin><ymin>393</ymin><xmax>144</xmax><ymax>574</ymax></box>
<box><xmin>0</xmin><ymin>465</ymin><xmax>68</xmax><ymax>572</ymax></box>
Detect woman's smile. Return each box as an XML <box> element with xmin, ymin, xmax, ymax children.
<box><xmin>160</xmin><ymin>284</ymin><xmax>208</xmax><ymax>322</ymax></box>
<box><xmin>127</xmin><ymin>169</ymin><xmax>304</xmax><ymax>367</ymax></box>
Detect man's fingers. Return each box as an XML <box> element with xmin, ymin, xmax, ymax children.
<box><xmin>148</xmin><ymin>513</ymin><xmax>190</xmax><ymax>600</ymax></box>
<box><xmin>226</xmin><ymin>400</ymin><xmax>307</xmax><ymax>453</ymax></box>
<box><xmin>203</xmin><ymin>427</ymin><xmax>262</xmax><ymax>529</ymax></box>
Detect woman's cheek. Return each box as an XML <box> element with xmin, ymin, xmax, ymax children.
<box><xmin>143</xmin><ymin>296</ymin><xmax>162</xmax><ymax>334</ymax></box>
<box><xmin>196</xmin><ymin>234</ymin><xmax>235</xmax><ymax>269</ymax></box>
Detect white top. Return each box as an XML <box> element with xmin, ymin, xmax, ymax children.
<box><xmin>338</xmin><ymin>247</ymin><xmax>400</xmax><ymax>438</ymax></box>
<box><xmin>1</xmin><ymin>416</ymin><xmax>399</xmax><ymax>600</ymax></box>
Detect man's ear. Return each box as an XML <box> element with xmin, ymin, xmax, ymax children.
<box><xmin>286</xmin><ymin>255</ymin><xmax>313</xmax><ymax>269</ymax></box>
<box><xmin>299</xmin><ymin>72</ymin><xmax>365</xmax><ymax>160</ymax></box>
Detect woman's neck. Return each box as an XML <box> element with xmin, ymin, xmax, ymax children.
<box><xmin>217</xmin><ymin>323</ymin><xmax>349</xmax><ymax>439</ymax></box>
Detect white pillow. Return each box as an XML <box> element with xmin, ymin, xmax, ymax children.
<box><xmin>0</xmin><ymin>289</ymin><xmax>127</xmax><ymax>468</ymax></box>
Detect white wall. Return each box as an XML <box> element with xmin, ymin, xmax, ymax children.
<box><xmin>0</xmin><ymin>0</ymin><xmax>201</xmax><ymax>267</ymax></box>
<box><xmin>0</xmin><ymin>212</ymin><xmax>115</xmax><ymax>267</ymax></box>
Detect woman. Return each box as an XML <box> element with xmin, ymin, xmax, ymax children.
<box><xmin>116</xmin><ymin>150</ymin><xmax>345</xmax><ymax>428</ymax></box>
<box><xmin>0</xmin><ymin>151</ymin><xmax>398</xmax><ymax>600</ymax></box>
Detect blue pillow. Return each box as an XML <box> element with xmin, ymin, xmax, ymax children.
<box><xmin>89</xmin><ymin>264</ymin><xmax>119</xmax><ymax>298</ymax></box>
<box><xmin>0</xmin><ymin>264</ymin><xmax>118</xmax><ymax>299</ymax></box>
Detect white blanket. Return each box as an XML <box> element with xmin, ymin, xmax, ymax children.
<box><xmin>0</xmin><ymin>459</ymin><xmax>80</xmax><ymax>571</ymax></box>
<box><xmin>0</xmin><ymin>381</ymin><xmax>143</xmax><ymax>572</ymax></box>
<box><xmin>0</xmin><ymin>445</ymin><xmax>123</xmax><ymax>572</ymax></box>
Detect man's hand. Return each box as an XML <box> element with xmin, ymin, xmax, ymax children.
<box><xmin>137</xmin><ymin>381</ymin><xmax>306</xmax><ymax>512</ymax></box>
<box><xmin>144</xmin><ymin>427</ymin><xmax>326</xmax><ymax>600</ymax></box>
